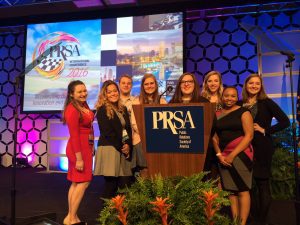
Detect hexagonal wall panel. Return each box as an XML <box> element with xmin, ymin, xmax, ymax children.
<box><xmin>1</xmin><ymin>9</ymin><xmax>300</xmax><ymax>168</ymax></box>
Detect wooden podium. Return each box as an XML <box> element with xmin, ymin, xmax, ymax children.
<box><xmin>132</xmin><ymin>103</ymin><xmax>215</xmax><ymax>177</ymax></box>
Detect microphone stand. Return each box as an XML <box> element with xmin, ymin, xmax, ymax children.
<box><xmin>282</xmin><ymin>51</ymin><xmax>300</xmax><ymax>225</ymax></box>
<box><xmin>10</xmin><ymin>43</ymin><xmax>61</xmax><ymax>225</ymax></box>
<box><xmin>158</xmin><ymin>86</ymin><xmax>173</xmax><ymax>103</ymax></box>
<box><xmin>283</xmin><ymin>52</ymin><xmax>299</xmax><ymax>201</ymax></box>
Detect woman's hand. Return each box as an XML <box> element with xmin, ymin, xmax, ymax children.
<box><xmin>121</xmin><ymin>143</ymin><xmax>130</xmax><ymax>158</ymax></box>
<box><xmin>217</xmin><ymin>154</ymin><xmax>231</xmax><ymax>167</ymax></box>
<box><xmin>253</xmin><ymin>123</ymin><xmax>265</xmax><ymax>135</ymax></box>
<box><xmin>75</xmin><ymin>159</ymin><xmax>84</xmax><ymax>171</ymax></box>
<box><xmin>224</xmin><ymin>154</ymin><xmax>235</xmax><ymax>165</ymax></box>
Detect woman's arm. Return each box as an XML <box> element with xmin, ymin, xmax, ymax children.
<box><xmin>225</xmin><ymin>111</ymin><xmax>254</xmax><ymax>164</ymax></box>
<box><xmin>266</xmin><ymin>98</ymin><xmax>290</xmax><ymax>134</ymax></box>
<box><xmin>212</xmin><ymin>134</ymin><xmax>231</xmax><ymax>167</ymax></box>
<box><xmin>65</xmin><ymin>105</ymin><xmax>84</xmax><ymax>170</ymax></box>
<box><xmin>160</xmin><ymin>97</ymin><xmax>167</xmax><ymax>104</ymax></box>
<box><xmin>66</xmin><ymin>106</ymin><xmax>82</xmax><ymax>154</ymax></box>
<box><xmin>254</xmin><ymin>99</ymin><xmax>290</xmax><ymax>135</ymax></box>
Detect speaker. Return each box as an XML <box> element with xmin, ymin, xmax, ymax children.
<box><xmin>16</xmin><ymin>213</ymin><xmax>58</xmax><ymax>225</ymax></box>
<box><xmin>15</xmin><ymin>158</ymin><xmax>30</xmax><ymax>168</ymax></box>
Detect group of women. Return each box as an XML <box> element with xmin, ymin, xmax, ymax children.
<box><xmin>61</xmin><ymin>71</ymin><xmax>290</xmax><ymax>225</ymax></box>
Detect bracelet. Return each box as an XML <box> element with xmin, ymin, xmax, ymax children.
<box><xmin>216</xmin><ymin>153</ymin><xmax>222</xmax><ymax>157</ymax></box>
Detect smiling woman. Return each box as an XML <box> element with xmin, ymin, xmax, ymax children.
<box><xmin>169</xmin><ymin>72</ymin><xmax>209</xmax><ymax>103</ymax></box>
<box><xmin>212</xmin><ymin>86</ymin><xmax>254</xmax><ymax>225</ymax></box>
<box><xmin>241</xmin><ymin>74</ymin><xmax>290</xmax><ymax>224</ymax></box>
<box><xmin>61</xmin><ymin>80</ymin><xmax>94</xmax><ymax>225</ymax></box>
<box><xmin>94</xmin><ymin>80</ymin><xmax>133</xmax><ymax>202</ymax></box>
<box><xmin>135</xmin><ymin>73</ymin><xmax>167</xmax><ymax>104</ymax></box>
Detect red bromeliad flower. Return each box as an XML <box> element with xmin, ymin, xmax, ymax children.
<box><xmin>150</xmin><ymin>197</ymin><xmax>173</xmax><ymax>225</ymax></box>
<box><xmin>200</xmin><ymin>189</ymin><xmax>220</xmax><ymax>225</ymax></box>
<box><xmin>111</xmin><ymin>195</ymin><xmax>128</xmax><ymax>225</ymax></box>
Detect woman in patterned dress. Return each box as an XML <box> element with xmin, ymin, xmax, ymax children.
<box><xmin>213</xmin><ymin>86</ymin><xmax>254</xmax><ymax>225</ymax></box>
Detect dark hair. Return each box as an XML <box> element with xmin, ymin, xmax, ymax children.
<box><xmin>169</xmin><ymin>72</ymin><xmax>202</xmax><ymax>103</ymax></box>
<box><xmin>242</xmin><ymin>74</ymin><xmax>268</xmax><ymax>102</ymax></box>
<box><xmin>222</xmin><ymin>86</ymin><xmax>238</xmax><ymax>96</ymax></box>
<box><xmin>139</xmin><ymin>73</ymin><xmax>160</xmax><ymax>104</ymax></box>
<box><xmin>62</xmin><ymin>80</ymin><xmax>86</xmax><ymax>124</ymax></box>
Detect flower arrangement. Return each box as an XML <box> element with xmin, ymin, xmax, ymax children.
<box><xmin>98</xmin><ymin>173</ymin><xmax>233</xmax><ymax>225</ymax></box>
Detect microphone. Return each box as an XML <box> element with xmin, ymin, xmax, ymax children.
<box><xmin>159</xmin><ymin>86</ymin><xmax>173</xmax><ymax>102</ymax></box>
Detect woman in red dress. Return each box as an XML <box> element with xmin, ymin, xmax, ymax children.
<box><xmin>62</xmin><ymin>80</ymin><xmax>94</xmax><ymax>225</ymax></box>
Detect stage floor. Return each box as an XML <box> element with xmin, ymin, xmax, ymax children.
<box><xmin>0</xmin><ymin>167</ymin><xmax>104</xmax><ymax>225</ymax></box>
<box><xmin>0</xmin><ymin>167</ymin><xmax>298</xmax><ymax>225</ymax></box>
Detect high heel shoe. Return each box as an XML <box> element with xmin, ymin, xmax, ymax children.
<box><xmin>71</xmin><ymin>222</ymin><xmax>87</xmax><ymax>225</ymax></box>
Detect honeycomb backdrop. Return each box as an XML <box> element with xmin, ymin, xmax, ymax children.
<box><xmin>0</xmin><ymin>8</ymin><xmax>299</xmax><ymax>167</ymax></box>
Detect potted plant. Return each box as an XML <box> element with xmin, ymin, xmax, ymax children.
<box><xmin>98</xmin><ymin>173</ymin><xmax>236</xmax><ymax>225</ymax></box>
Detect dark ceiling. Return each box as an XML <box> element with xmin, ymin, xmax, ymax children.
<box><xmin>0</xmin><ymin>0</ymin><xmax>298</xmax><ymax>26</ymax></box>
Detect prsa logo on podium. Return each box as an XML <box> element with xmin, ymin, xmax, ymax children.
<box><xmin>144</xmin><ymin>106</ymin><xmax>204</xmax><ymax>154</ymax></box>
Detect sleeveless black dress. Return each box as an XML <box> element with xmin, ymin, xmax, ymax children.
<box><xmin>215</xmin><ymin>107</ymin><xmax>253</xmax><ymax>192</ymax></box>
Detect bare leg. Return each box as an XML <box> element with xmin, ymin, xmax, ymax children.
<box><xmin>238</xmin><ymin>191</ymin><xmax>251</xmax><ymax>225</ymax></box>
<box><xmin>63</xmin><ymin>183</ymin><xmax>76</xmax><ymax>225</ymax></box>
<box><xmin>69</xmin><ymin>182</ymin><xmax>90</xmax><ymax>224</ymax></box>
<box><xmin>229</xmin><ymin>194</ymin><xmax>239</xmax><ymax>220</ymax></box>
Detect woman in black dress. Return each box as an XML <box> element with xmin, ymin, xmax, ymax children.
<box><xmin>242</xmin><ymin>74</ymin><xmax>290</xmax><ymax>225</ymax></box>
<box><xmin>201</xmin><ymin>71</ymin><xmax>223</xmax><ymax>180</ymax></box>
<box><xmin>213</xmin><ymin>86</ymin><xmax>254</xmax><ymax>225</ymax></box>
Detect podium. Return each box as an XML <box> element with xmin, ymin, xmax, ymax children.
<box><xmin>132</xmin><ymin>103</ymin><xmax>215</xmax><ymax>177</ymax></box>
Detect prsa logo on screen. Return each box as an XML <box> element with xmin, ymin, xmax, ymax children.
<box><xmin>32</xmin><ymin>32</ymin><xmax>80</xmax><ymax>79</ymax></box>
<box><xmin>152</xmin><ymin>111</ymin><xmax>195</xmax><ymax>135</ymax></box>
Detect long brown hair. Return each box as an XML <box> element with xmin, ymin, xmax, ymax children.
<box><xmin>62</xmin><ymin>80</ymin><xmax>87</xmax><ymax>124</ymax></box>
<box><xmin>169</xmin><ymin>72</ymin><xmax>202</xmax><ymax>103</ymax></box>
<box><xmin>242</xmin><ymin>74</ymin><xmax>268</xmax><ymax>102</ymax></box>
<box><xmin>139</xmin><ymin>73</ymin><xmax>160</xmax><ymax>104</ymax></box>
<box><xmin>95</xmin><ymin>80</ymin><xmax>124</xmax><ymax>119</ymax></box>
<box><xmin>201</xmin><ymin>70</ymin><xmax>223</xmax><ymax>102</ymax></box>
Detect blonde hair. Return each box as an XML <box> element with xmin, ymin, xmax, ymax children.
<box><xmin>242</xmin><ymin>74</ymin><xmax>268</xmax><ymax>102</ymax></box>
<box><xmin>95</xmin><ymin>80</ymin><xmax>124</xmax><ymax>119</ymax></box>
<box><xmin>201</xmin><ymin>71</ymin><xmax>223</xmax><ymax>102</ymax></box>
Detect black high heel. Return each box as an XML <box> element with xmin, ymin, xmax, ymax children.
<box><xmin>71</xmin><ymin>222</ymin><xmax>87</xmax><ymax>225</ymax></box>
